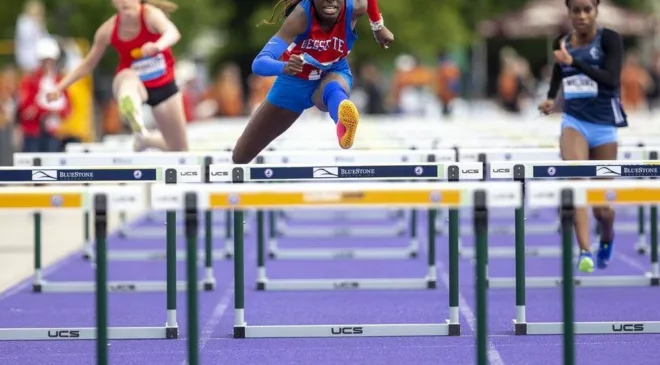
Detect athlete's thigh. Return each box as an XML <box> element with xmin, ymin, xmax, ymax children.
<box><xmin>112</xmin><ymin>69</ymin><xmax>148</xmax><ymax>101</ymax></box>
<box><xmin>560</xmin><ymin>117</ymin><xmax>590</xmax><ymax>161</ymax></box>
<box><xmin>150</xmin><ymin>92</ymin><xmax>189</xmax><ymax>151</ymax></box>
<box><xmin>232</xmin><ymin>100</ymin><xmax>300</xmax><ymax>164</ymax></box>
<box><xmin>311</xmin><ymin>70</ymin><xmax>353</xmax><ymax>112</ymax></box>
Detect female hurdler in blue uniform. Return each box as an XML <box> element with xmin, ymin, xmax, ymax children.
<box><xmin>539</xmin><ymin>0</ymin><xmax>626</xmax><ymax>273</ymax></box>
<box><xmin>231</xmin><ymin>0</ymin><xmax>394</xmax><ymax>164</ymax></box>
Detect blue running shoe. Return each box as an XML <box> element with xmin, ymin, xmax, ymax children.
<box><xmin>596</xmin><ymin>238</ymin><xmax>615</xmax><ymax>269</ymax></box>
<box><xmin>578</xmin><ymin>251</ymin><xmax>594</xmax><ymax>273</ymax></box>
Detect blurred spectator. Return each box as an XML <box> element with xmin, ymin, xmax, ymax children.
<box><xmin>175</xmin><ymin>60</ymin><xmax>200</xmax><ymax>122</ymax></box>
<box><xmin>351</xmin><ymin>62</ymin><xmax>385</xmax><ymax>115</ymax></box>
<box><xmin>434</xmin><ymin>52</ymin><xmax>461</xmax><ymax>117</ymax></box>
<box><xmin>17</xmin><ymin>37</ymin><xmax>71</xmax><ymax>153</ymax></box>
<box><xmin>0</xmin><ymin>65</ymin><xmax>18</xmax><ymax>166</ymax></box>
<box><xmin>15</xmin><ymin>0</ymin><xmax>50</xmax><ymax>73</ymax></box>
<box><xmin>647</xmin><ymin>51</ymin><xmax>660</xmax><ymax>110</ymax></box>
<box><xmin>387</xmin><ymin>54</ymin><xmax>434</xmax><ymax>116</ymax></box>
<box><xmin>199</xmin><ymin>63</ymin><xmax>245</xmax><ymax>119</ymax></box>
<box><xmin>621</xmin><ymin>50</ymin><xmax>652</xmax><ymax>112</ymax></box>
<box><xmin>498</xmin><ymin>56</ymin><xmax>522</xmax><ymax>113</ymax></box>
<box><xmin>247</xmin><ymin>74</ymin><xmax>275</xmax><ymax>115</ymax></box>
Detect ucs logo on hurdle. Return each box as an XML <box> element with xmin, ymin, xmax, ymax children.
<box><xmin>330</xmin><ymin>327</ymin><xmax>363</xmax><ymax>335</ymax></box>
<box><xmin>612</xmin><ymin>323</ymin><xmax>645</xmax><ymax>332</ymax></box>
<box><xmin>47</xmin><ymin>330</ymin><xmax>80</xmax><ymax>338</ymax></box>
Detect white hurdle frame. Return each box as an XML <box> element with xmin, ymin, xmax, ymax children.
<box><xmin>0</xmin><ymin>185</ymin><xmax>178</xmax><ymax>340</ymax></box>
<box><xmin>515</xmin><ymin>179</ymin><xmax>660</xmax><ymax>335</ymax></box>
<box><xmin>0</xmin><ymin>165</ymin><xmax>216</xmax><ymax>293</ymax></box>
<box><xmin>453</xmin><ymin>146</ymin><xmax>649</xmax><ymax>259</ymax></box>
<box><xmin>150</xmin><ymin>179</ymin><xmax>523</xmax><ymax>338</ymax></box>
<box><xmin>486</xmin><ymin>159</ymin><xmax>660</xmax><ymax>290</ymax></box>
<box><xmin>13</xmin><ymin>152</ymin><xmax>242</xmax><ymax>261</ymax></box>
<box><xmin>207</xmin><ymin>161</ymin><xmax>483</xmax><ymax>291</ymax></box>
<box><xmin>253</xmin><ymin>149</ymin><xmax>458</xmax><ymax>260</ymax></box>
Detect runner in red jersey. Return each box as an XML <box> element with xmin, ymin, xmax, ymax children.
<box><xmin>232</xmin><ymin>0</ymin><xmax>394</xmax><ymax>164</ymax></box>
<box><xmin>46</xmin><ymin>0</ymin><xmax>188</xmax><ymax>151</ymax></box>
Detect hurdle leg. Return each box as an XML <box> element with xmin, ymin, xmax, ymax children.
<box><xmin>636</xmin><ymin>206</ymin><xmax>648</xmax><ymax>254</ymax></box>
<box><xmin>165</xmin><ymin>210</ymin><xmax>179</xmax><ymax>336</ymax></box>
<box><xmin>514</xmin><ymin>165</ymin><xmax>527</xmax><ymax>333</ymax></box>
<box><xmin>473</xmin><ymin>190</ymin><xmax>488</xmax><ymax>365</ymax></box>
<box><xmin>32</xmin><ymin>212</ymin><xmax>44</xmax><ymax>292</ymax></box>
<box><xmin>650</xmin><ymin>205</ymin><xmax>659</xmax><ymax>281</ymax></box>
<box><xmin>203</xmin><ymin>210</ymin><xmax>216</xmax><ymax>290</ymax></box>
<box><xmin>409</xmin><ymin>209</ymin><xmax>418</xmax><ymax>257</ymax></box>
<box><xmin>268</xmin><ymin>211</ymin><xmax>278</xmax><ymax>257</ymax></box>
<box><xmin>185</xmin><ymin>193</ymin><xmax>199</xmax><ymax>365</ymax></box>
<box><xmin>427</xmin><ymin>209</ymin><xmax>437</xmax><ymax>288</ymax></box>
<box><xmin>560</xmin><ymin>189</ymin><xmax>576</xmax><ymax>365</ymax></box>
<box><xmin>95</xmin><ymin>195</ymin><xmax>109</xmax><ymax>365</ymax></box>
<box><xmin>447</xmin><ymin>206</ymin><xmax>460</xmax><ymax>329</ymax></box>
<box><xmin>256</xmin><ymin>210</ymin><xmax>267</xmax><ymax>289</ymax></box>
<box><xmin>224</xmin><ymin>210</ymin><xmax>233</xmax><ymax>258</ymax></box>
<box><xmin>233</xmin><ymin>209</ymin><xmax>247</xmax><ymax>338</ymax></box>
<box><xmin>82</xmin><ymin>212</ymin><xmax>93</xmax><ymax>260</ymax></box>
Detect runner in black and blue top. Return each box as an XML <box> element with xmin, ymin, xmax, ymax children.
<box><xmin>538</xmin><ymin>0</ymin><xmax>626</xmax><ymax>274</ymax></box>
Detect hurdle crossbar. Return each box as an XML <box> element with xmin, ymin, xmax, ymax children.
<box><xmin>513</xmin><ymin>180</ymin><xmax>660</xmax><ymax>336</ymax></box>
<box><xmin>0</xmin><ymin>186</ymin><xmax>178</xmax><ymax>343</ymax></box>
<box><xmin>151</xmin><ymin>178</ymin><xmax>522</xmax><ymax>338</ymax></box>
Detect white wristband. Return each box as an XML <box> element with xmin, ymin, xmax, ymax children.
<box><xmin>370</xmin><ymin>14</ymin><xmax>384</xmax><ymax>32</ymax></box>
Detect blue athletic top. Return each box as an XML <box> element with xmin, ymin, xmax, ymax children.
<box><xmin>547</xmin><ymin>27</ymin><xmax>627</xmax><ymax>127</ymax></box>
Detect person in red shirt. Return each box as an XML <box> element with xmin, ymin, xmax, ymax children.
<box><xmin>17</xmin><ymin>37</ymin><xmax>71</xmax><ymax>152</ymax></box>
<box><xmin>46</xmin><ymin>0</ymin><xmax>188</xmax><ymax>151</ymax></box>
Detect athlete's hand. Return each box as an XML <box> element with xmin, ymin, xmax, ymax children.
<box><xmin>140</xmin><ymin>42</ymin><xmax>160</xmax><ymax>58</ymax></box>
<box><xmin>284</xmin><ymin>54</ymin><xmax>304</xmax><ymax>75</ymax></box>
<box><xmin>553</xmin><ymin>39</ymin><xmax>573</xmax><ymax>66</ymax></box>
<box><xmin>373</xmin><ymin>27</ymin><xmax>394</xmax><ymax>49</ymax></box>
<box><xmin>538</xmin><ymin>99</ymin><xmax>555</xmax><ymax>115</ymax></box>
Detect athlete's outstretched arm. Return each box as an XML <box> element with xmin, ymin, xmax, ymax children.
<box><xmin>143</xmin><ymin>4</ymin><xmax>181</xmax><ymax>52</ymax></box>
<box><xmin>51</xmin><ymin>21</ymin><xmax>111</xmax><ymax>96</ymax></box>
<box><xmin>570</xmin><ymin>29</ymin><xmax>623</xmax><ymax>89</ymax></box>
<box><xmin>352</xmin><ymin>0</ymin><xmax>393</xmax><ymax>49</ymax></box>
<box><xmin>251</xmin><ymin>5</ymin><xmax>308</xmax><ymax>77</ymax></box>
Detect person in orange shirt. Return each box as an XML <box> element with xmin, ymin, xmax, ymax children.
<box><xmin>435</xmin><ymin>52</ymin><xmax>461</xmax><ymax>116</ymax></box>
<box><xmin>387</xmin><ymin>54</ymin><xmax>433</xmax><ymax>115</ymax></box>
<box><xmin>201</xmin><ymin>63</ymin><xmax>245</xmax><ymax>118</ymax></box>
<box><xmin>620</xmin><ymin>50</ymin><xmax>652</xmax><ymax>111</ymax></box>
<box><xmin>247</xmin><ymin>73</ymin><xmax>275</xmax><ymax>115</ymax></box>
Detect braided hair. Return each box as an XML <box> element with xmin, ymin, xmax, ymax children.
<box><xmin>565</xmin><ymin>0</ymin><xmax>600</xmax><ymax>7</ymax></box>
<box><xmin>259</xmin><ymin>0</ymin><xmax>304</xmax><ymax>26</ymax></box>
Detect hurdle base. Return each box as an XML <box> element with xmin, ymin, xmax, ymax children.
<box><xmin>84</xmin><ymin>249</ymin><xmax>233</xmax><ymax>261</ymax></box>
<box><xmin>165</xmin><ymin>326</ymin><xmax>178</xmax><ymax>339</ymax></box>
<box><xmin>233</xmin><ymin>321</ymin><xmax>456</xmax><ymax>338</ymax></box>
<box><xmin>255</xmin><ymin>277</ymin><xmax>436</xmax><ymax>291</ymax></box>
<box><xmin>513</xmin><ymin>320</ymin><xmax>527</xmax><ymax>335</ymax></box>
<box><xmin>118</xmin><ymin>224</ymin><xmax>251</xmax><ymax>240</ymax></box>
<box><xmin>0</xmin><ymin>326</ymin><xmax>173</xmax><ymax>340</ymax></box>
<box><xmin>33</xmin><ymin>280</ymin><xmax>215</xmax><ymax>293</ymax></box>
<box><xmin>276</xmin><ymin>224</ymin><xmax>406</xmax><ymax>238</ymax></box>
<box><xmin>268</xmin><ymin>247</ymin><xmax>417</xmax><ymax>260</ymax></box>
<box><xmin>488</xmin><ymin>274</ymin><xmax>658</xmax><ymax>289</ymax></box>
<box><xmin>520</xmin><ymin>321</ymin><xmax>660</xmax><ymax>335</ymax></box>
<box><xmin>460</xmin><ymin>245</ymin><xmax>588</xmax><ymax>259</ymax></box>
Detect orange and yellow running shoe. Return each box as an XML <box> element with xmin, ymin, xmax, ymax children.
<box><xmin>336</xmin><ymin>100</ymin><xmax>359</xmax><ymax>149</ymax></box>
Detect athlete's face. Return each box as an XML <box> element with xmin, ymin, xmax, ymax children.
<box><xmin>568</xmin><ymin>0</ymin><xmax>598</xmax><ymax>34</ymax></box>
<box><xmin>112</xmin><ymin>0</ymin><xmax>141</xmax><ymax>15</ymax></box>
<box><xmin>313</xmin><ymin>0</ymin><xmax>344</xmax><ymax>23</ymax></box>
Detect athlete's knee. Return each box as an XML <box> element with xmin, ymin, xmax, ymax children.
<box><xmin>592</xmin><ymin>206</ymin><xmax>615</xmax><ymax>221</ymax></box>
<box><xmin>231</xmin><ymin>145</ymin><xmax>251</xmax><ymax>165</ymax></box>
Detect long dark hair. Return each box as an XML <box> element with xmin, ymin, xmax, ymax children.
<box><xmin>259</xmin><ymin>0</ymin><xmax>303</xmax><ymax>26</ymax></box>
<box><xmin>565</xmin><ymin>0</ymin><xmax>600</xmax><ymax>7</ymax></box>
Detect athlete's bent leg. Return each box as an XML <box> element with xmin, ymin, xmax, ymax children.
<box><xmin>590</xmin><ymin>141</ymin><xmax>618</xmax><ymax>268</ymax></box>
<box><xmin>232</xmin><ymin>101</ymin><xmax>300</xmax><ymax>164</ymax></box>
<box><xmin>312</xmin><ymin>73</ymin><xmax>359</xmax><ymax>149</ymax></box>
<box><xmin>560</xmin><ymin>125</ymin><xmax>594</xmax><ymax>273</ymax></box>
<box><xmin>113</xmin><ymin>69</ymin><xmax>148</xmax><ymax>135</ymax></box>
<box><xmin>150</xmin><ymin>92</ymin><xmax>189</xmax><ymax>151</ymax></box>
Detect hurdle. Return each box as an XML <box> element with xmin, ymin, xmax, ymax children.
<box><xmin>13</xmin><ymin>151</ymin><xmax>242</xmax><ymax>261</ymax></box>
<box><xmin>0</xmin><ymin>185</ymin><xmax>179</xmax><ymax>341</ymax></box>
<box><xmin>208</xmin><ymin>161</ymin><xmax>483</xmax><ymax>290</ymax></box>
<box><xmin>485</xmin><ymin>159</ymin><xmax>660</xmax><ymax>290</ymax></box>
<box><xmin>254</xmin><ymin>149</ymin><xmax>459</xmax><ymax>260</ymax></box>
<box><xmin>0</xmin><ymin>165</ymin><xmax>216</xmax><ymax>293</ymax></box>
<box><xmin>151</xmin><ymin>178</ymin><xmax>522</xmax><ymax>338</ymax></box>
<box><xmin>510</xmin><ymin>179</ymin><xmax>660</xmax><ymax>337</ymax></box>
<box><xmin>448</xmin><ymin>146</ymin><xmax>649</xmax><ymax>259</ymax></box>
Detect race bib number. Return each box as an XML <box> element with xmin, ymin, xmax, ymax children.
<box><xmin>131</xmin><ymin>54</ymin><xmax>166</xmax><ymax>82</ymax></box>
<box><xmin>563</xmin><ymin>74</ymin><xmax>598</xmax><ymax>100</ymax></box>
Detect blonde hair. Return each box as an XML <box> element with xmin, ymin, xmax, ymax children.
<box><xmin>141</xmin><ymin>0</ymin><xmax>178</xmax><ymax>14</ymax></box>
